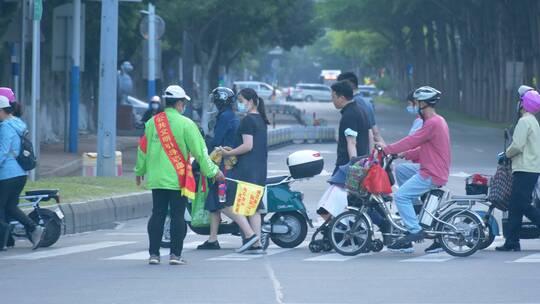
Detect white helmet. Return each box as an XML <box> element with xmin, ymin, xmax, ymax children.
<box><xmin>413</xmin><ymin>86</ymin><xmax>441</xmax><ymax>105</ymax></box>
<box><xmin>518</xmin><ymin>85</ymin><xmax>534</xmax><ymax>98</ymax></box>
<box><xmin>162</xmin><ymin>85</ymin><xmax>191</xmax><ymax>101</ymax></box>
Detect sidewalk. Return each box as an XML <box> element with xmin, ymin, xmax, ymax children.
<box><xmin>38</xmin><ymin>134</ymin><xmax>140</xmax><ymax>178</ymax></box>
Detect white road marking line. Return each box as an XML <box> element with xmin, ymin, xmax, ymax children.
<box><xmin>103</xmin><ymin>241</ymin><xmax>227</xmax><ymax>260</ymax></box>
<box><xmin>2</xmin><ymin>241</ymin><xmax>136</xmax><ymax>260</ymax></box>
<box><xmin>268</xmin><ymin>170</ymin><xmax>290</xmax><ymax>174</ymax></box>
<box><xmin>106</xmin><ymin>232</ymin><xmax>147</xmax><ymax>236</ymax></box>
<box><xmin>512</xmin><ymin>253</ymin><xmax>540</xmax><ymax>263</ymax></box>
<box><xmin>304</xmin><ymin>252</ymin><xmax>375</xmax><ymax>262</ymax></box>
<box><xmin>265</xmin><ymin>260</ymin><xmax>284</xmax><ymax>304</ymax></box>
<box><xmin>105</xmin><ymin>251</ymin><xmax>158</xmax><ymax>260</ymax></box>
<box><xmin>401</xmin><ymin>252</ymin><xmax>455</xmax><ymax>263</ymax></box>
<box><xmin>450</xmin><ymin>171</ymin><xmax>470</xmax><ymax>178</ymax></box>
<box><xmin>207</xmin><ymin>248</ymin><xmax>292</xmax><ymax>261</ymax></box>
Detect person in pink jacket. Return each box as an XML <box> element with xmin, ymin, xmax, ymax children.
<box><xmin>378</xmin><ymin>86</ymin><xmax>451</xmax><ymax>253</ymax></box>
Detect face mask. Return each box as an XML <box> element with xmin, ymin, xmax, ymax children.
<box><xmin>237</xmin><ymin>102</ymin><xmax>247</xmax><ymax>113</ymax></box>
<box><xmin>151</xmin><ymin>103</ymin><xmax>159</xmax><ymax>111</ymax></box>
<box><xmin>406</xmin><ymin>106</ymin><xmax>418</xmax><ymax>115</ymax></box>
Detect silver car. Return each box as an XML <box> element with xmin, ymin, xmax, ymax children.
<box><xmin>291</xmin><ymin>83</ymin><xmax>332</xmax><ymax>102</ymax></box>
<box><xmin>234</xmin><ymin>81</ymin><xmax>282</xmax><ymax>101</ymax></box>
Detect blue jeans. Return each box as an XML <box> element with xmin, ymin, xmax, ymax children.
<box><xmin>395</xmin><ymin>163</ymin><xmax>420</xmax><ymax>186</ymax></box>
<box><xmin>395</xmin><ymin>163</ymin><xmax>421</xmax><ymax>206</ymax></box>
<box><xmin>394</xmin><ymin>173</ymin><xmax>434</xmax><ymax>233</ymax></box>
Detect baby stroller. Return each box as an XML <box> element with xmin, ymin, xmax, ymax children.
<box><xmin>308</xmin><ymin>164</ymin><xmax>349</xmax><ymax>253</ymax></box>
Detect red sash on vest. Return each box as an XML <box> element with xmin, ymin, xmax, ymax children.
<box><xmin>154</xmin><ymin>112</ymin><xmax>197</xmax><ymax>200</ymax></box>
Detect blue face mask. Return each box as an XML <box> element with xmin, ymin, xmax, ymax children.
<box><xmin>406</xmin><ymin>105</ymin><xmax>418</xmax><ymax>115</ymax></box>
<box><xmin>237</xmin><ymin>102</ymin><xmax>247</xmax><ymax>113</ymax></box>
<box><xmin>151</xmin><ymin>103</ymin><xmax>160</xmax><ymax>111</ymax></box>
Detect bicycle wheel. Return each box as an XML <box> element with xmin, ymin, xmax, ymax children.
<box><xmin>329</xmin><ymin>210</ymin><xmax>372</xmax><ymax>256</ymax></box>
<box><xmin>437</xmin><ymin>210</ymin><xmax>484</xmax><ymax>257</ymax></box>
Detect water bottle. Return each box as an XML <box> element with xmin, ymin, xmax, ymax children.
<box><xmin>218</xmin><ymin>182</ymin><xmax>227</xmax><ymax>203</ymax></box>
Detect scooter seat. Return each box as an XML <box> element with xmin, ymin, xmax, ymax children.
<box><xmin>25</xmin><ymin>189</ymin><xmax>59</xmax><ymax>197</ymax></box>
<box><xmin>266</xmin><ymin>175</ymin><xmax>290</xmax><ymax>185</ymax></box>
<box><xmin>451</xmin><ymin>194</ymin><xmax>487</xmax><ymax>200</ymax></box>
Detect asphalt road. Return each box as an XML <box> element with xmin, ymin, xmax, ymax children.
<box><xmin>2</xmin><ymin>101</ymin><xmax>539</xmax><ymax>304</ymax></box>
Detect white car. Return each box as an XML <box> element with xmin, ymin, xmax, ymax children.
<box><xmin>291</xmin><ymin>83</ymin><xmax>332</xmax><ymax>102</ymax></box>
<box><xmin>234</xmin><ymin>81</ymin><xmax>283</xmax><ymax>101</ymax></box>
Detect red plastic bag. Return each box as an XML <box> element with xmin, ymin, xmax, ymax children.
<box><xmin>362</xmin><ymin>163</ymin><xmax>392</xmax><ymax>194</ymax></box>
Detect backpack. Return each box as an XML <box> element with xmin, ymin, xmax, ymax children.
<box><xmin>17</xmin><ymin>131</ymin><xmax>37</xmax><ymax>171</ymax></box>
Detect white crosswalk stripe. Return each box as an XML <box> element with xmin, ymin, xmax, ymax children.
<box><xmin>103</xmin><ymin>241</ymin><xmax>232</xmax><ymax>260</ymax></box>
<box><xmin>512</xmin><ymin>253</ymin><xmax>540</xmax><ymax>263</ymax></box>
<box><xmin>304</xmin><ymin>252</ymin><xmax>375</xmax><ymax>262</ymax></box>
<box><xmin>401</xmin><ymin>252</ymin><xmax>455</xmax><ymax>263</ymax></box>
<box><xmin>1</xmin><ymin>241</ymin><xmax>136</xmax><ymax>260</ymax></box>
<box><xmin>207</xmin><ymin>248</ymin><xmax>292</xmax><ymax>261</ymax></box>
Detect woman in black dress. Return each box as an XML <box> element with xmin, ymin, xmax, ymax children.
<box><xmin>222</xmin><ymin>88</ymin><xmax>270</xmax><ymax>253</ymax></box>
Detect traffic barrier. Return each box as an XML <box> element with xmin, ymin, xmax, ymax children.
<box><xmin>268</xmin><ymin>126</ymin><xmax>336</xmax><ymax>147</ymax></box>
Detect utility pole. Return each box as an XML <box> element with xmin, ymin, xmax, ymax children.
<box><xmin>96</xmin><ymin>0</ymin><xmax>118</xmax><ymax>176</ymax></box>
<box><xmin>69</xmin><ymin>0</ymin><xmax>81</xmax><ymax>153</ymax></box>
<box><xmin>147</xmin><ymin>2</ymin><xmax>156</xmax><ymax>101</ymax></box>
<box><xmin>29</xmin><ymin>0</ymin><xmax>42</xmax><ymax>181</ymax></box>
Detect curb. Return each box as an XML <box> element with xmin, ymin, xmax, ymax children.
<box><xmin>54</xmin><ymin>192</ymin><xmax>152</xmax><ymax>234</ymax></box>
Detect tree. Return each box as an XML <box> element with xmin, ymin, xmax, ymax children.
<box><xmin>319</xmin><ymin>0</ymin><xmax>540</xmax><ymax>123</ymax></box>
<box><xmin>155</xmin><ymin>0</ymin><xmax>321</xmax><ymax>132</ymax></box>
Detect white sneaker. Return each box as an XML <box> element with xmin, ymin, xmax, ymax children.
<box><xmin>169</xmin><ymin>255</ymin><xmax>187</xmax><ymax>265</ymax></box>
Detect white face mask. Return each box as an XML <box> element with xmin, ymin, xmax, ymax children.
<box><xmin>151</xmin><ymin>103</ymin><xmax>160</xmax><ymax>111</ymax></box>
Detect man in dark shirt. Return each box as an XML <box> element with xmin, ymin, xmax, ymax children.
<box><xmin>337</xmin><ymin>72</ymin><xmax>385</xmax><ymax>148</ymax></box>
<box><xmin>316</xmin><ymin>80</ymin><xmax>370</xmax><ymax>221</ymax></box>
<box><xmin>332</xmin><ymin>80</ymin><xmax>370</xmax><ymax>171</ymax></box>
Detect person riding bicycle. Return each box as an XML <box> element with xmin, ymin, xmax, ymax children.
<box><xmin>378</xmin><ymin>86</ymin><xmax>451</xmax><ymax>253</ymax></box>
<box><xmin>135</xmin><ymin>85</ymin><xmax>225</xmax><ymax>265</ymax></box>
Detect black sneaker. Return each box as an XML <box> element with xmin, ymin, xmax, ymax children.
<box><xmin>395</xmin><ymin>230</ymin><xmax>425</xmax><ymax>245</ymax></box>
<box><xmin>235</xmin><ymin>235</ymin><xmax>259</xmax><ymax>253</ymax></box>
<box><xmin>424</xmin><ymin>241</ymin><xmax>444</xmax><ymax>254</ymax></box>
<box><xmin>197</xmin><ymin>240</ymin><xmax>221</xmax><ymax>250</ymax></box>
<box><xmin>388</xmin><ymin>242</ymin><xmax>414</xmax><ymax>253</ymax></box>
<box><xmin>495</xmin><ymin>242</ymin><xmax>521</xmax><ymax>252</ymax></box>
<box><xmin>246</xmin><ymin>245</ymin><xmax>265</xmax><ymax>255</ymax></box>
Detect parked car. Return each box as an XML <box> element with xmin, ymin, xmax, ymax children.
<box><xmin>357</xmin><ymin>85</ymin><xmax>380</xmax><ymax>105</ymax></box>
<box><xmin>234</xmin><ymin>81</ymin><xmax>283</xmax><ymax>101</ymax></box>
<box><xmin>290</xmin><ymin>83</ymin><xmax>332</xmax><ymax>102</ymax></box>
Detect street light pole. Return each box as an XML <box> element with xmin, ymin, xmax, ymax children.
<box><xmin>147</xmin><ymin>2</ymin><xmax>156</xmax><ymax>101</ymax></box>
<box><xmin>96</xmin><ymin>0</ymin><xmax>118</xmax><ymax>177</ymax></box>
<box><xmin>69</xmin><ymin>0</ymin><xmax>81</xmax><ymax>153</ymax></box>
<box><xmin>30</xmin><ymin>0</ymin><xmax>42</xmax><ymax>181</ymax></box>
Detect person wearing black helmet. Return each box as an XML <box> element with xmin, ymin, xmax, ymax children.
<box><xmin>378</xmin><ymin>86</ymin><xmax>451</xmax><ymax>253</ymax></box>
<box><xmin>197</xmin><ymin>87</ymin><xmax>241</xmax><ymax>250</ymax></box>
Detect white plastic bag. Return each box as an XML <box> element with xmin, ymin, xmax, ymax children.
<box><xmin>317</xmin><ymin>185</ymin><xmax>348</xmax><ymax>217</ymax></box>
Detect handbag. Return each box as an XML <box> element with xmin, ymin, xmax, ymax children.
<box><xmin>345</xmin><ymin>159</ymin><xmax>369</xmax><ymax>196</ymax></box>
<box><xmin>361</xmin><ymin>163</ymin><xmax>393</xmax><ymax>194</ymax></box>
<box><xmin>487</xmin><ymin>161</ymin><xmax>512</xmax><ymax>211</ymax></box>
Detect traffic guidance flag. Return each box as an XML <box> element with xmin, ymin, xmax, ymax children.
<box><xmin>230</xmin><ymin>179</ymin><xmax>265</xmax><ymax>216</ymax></box>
